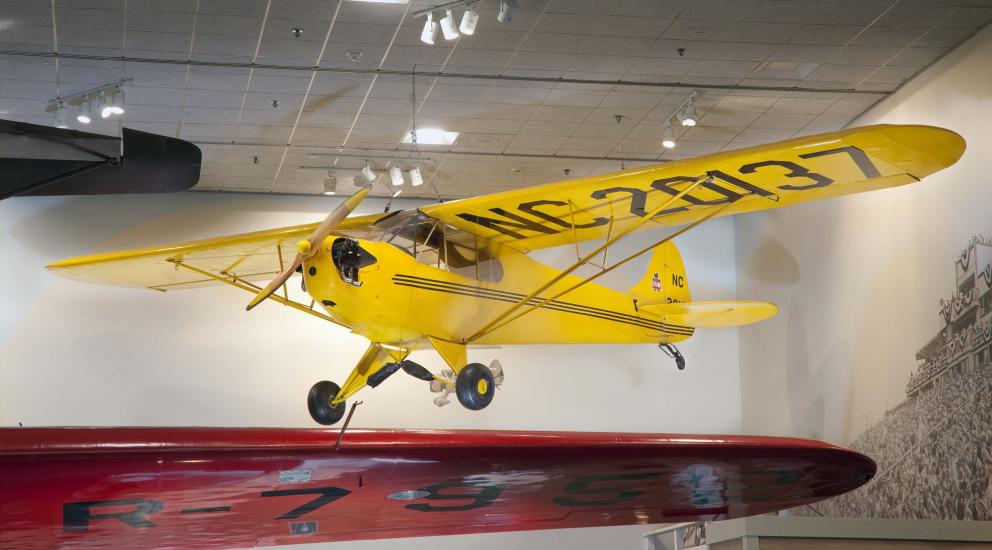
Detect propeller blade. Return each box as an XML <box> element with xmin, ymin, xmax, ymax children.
<box><xmin>245</xmin><ymin>187</ymin><xmax>370</xmax><ymax>311</ymax></box>
<box><xmin>246</xmin><ymin>254</ymin><xmax>303</xmax><ymax>311</ymax></box>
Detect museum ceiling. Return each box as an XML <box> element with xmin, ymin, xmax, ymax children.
<box><xmin>0</xmin><ymin>0</ymin><xmax>989</xmax><ymax>199</ymax></box>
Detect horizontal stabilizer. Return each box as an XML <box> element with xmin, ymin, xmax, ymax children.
<box><xmin>640</xmin><ymin>301</ymin><xmax>777</xmax><ymax>328</ymax></box>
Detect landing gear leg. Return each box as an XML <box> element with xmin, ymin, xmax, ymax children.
<box><xmin>659</xmin><ymin>343</ymin><xmax>686</xmax><ymax>371</ymax></box>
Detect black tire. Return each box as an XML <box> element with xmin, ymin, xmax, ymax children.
<box><xmin>307</xmin><ymin>380</ymin><xmax>346</xmax><ymax>425</ymax></box>
<box><xmin>455</xmin><ymin>363</ymin><xmax>496</xmax><ymax>411</ymax></box>
<box><xmin>675</xmin><ymin>355</ymin><xmax>686</xmax><ymax>370</ymax></box>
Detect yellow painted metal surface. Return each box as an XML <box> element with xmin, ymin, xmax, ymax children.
<box><xmin>422</xmin><ymin>124</ymin><xmax>965</xmax><ymax>251</ymax></box>
<box><xmin>427</xmin><ymin>337</ymin><xmax>467</xmax><ymax>372</ymax></box>
<box><xmin>46</xmin><ymin>213</ymin><xmax>386</xmax><ymax>290</ymax></box>
<box><xmin>45</xmin><ymin>124</ymin><xmax>965</xmax><ymax>403</ymax></box>
<box><xmin>640</xmin><ymin>301</ymin><xmax>779</xmax><ymax>328</ymax></box>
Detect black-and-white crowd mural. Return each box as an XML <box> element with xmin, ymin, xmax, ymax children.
<box><xmin>797</xmin><ymin>235</ymin><xmax>992</xmax><ymax>520</ymax></box>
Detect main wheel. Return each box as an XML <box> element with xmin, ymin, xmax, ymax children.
<box><xmin>307</xmin><ymin>380</ymin><xmax>346</xmax><ymax>425</ymax></box>
<box><xmin>455</xmin><ymin>363</ymin><xmax>495</xmax><ymax>411</ymax></box>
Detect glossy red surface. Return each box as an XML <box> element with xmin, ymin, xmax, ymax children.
<box><xmin>0</xmin><ymin>427</ymin><xmax>875</xmax><ymax>549</ymax></box>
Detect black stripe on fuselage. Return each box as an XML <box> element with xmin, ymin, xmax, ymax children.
<box><xmin>392</xmin><ymin>273</ymin><xmax>694</xmax><ymax>336</ymax></box>
<box><xmin>393</xmin><ymin>273</ymin><xmax>692</xmax><ymax>334</ymax></box>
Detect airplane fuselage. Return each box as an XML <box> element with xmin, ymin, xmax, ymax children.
<box><xmin>301</xmin><ymin>237</ymin><xmax>693</xmax><ymax>348</ymax></box>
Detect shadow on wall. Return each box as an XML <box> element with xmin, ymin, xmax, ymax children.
<box><xmin>9</xmin><ymin>193</ymin><xmax>387</xmax><ymax>261</ymax></box>
<box><xmin>784</xmin><ymin>296</ymin><xmax>854</xmax><ymax>442</ymax></box>
<box><xmin>735</xmin><ymin>215</ymin><xmax>801</xmax><ymax>286</ymax></box>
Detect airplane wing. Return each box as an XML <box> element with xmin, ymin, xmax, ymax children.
<box><xmin>48</xmin><ymin>125</ymin><xmax>963</xmax><ymax>292</ymax></box>
<box><xmin>0</xmin><ymin>427</ymin><xmax>874</xmax><ymax>549</ymax></box>
<box><xmin>47</xmin><ymin>212</ymin><xmax>387</xmax><ymax>291</ymax></box>
<box><xmin>420</xmin><ymin>124</ymin><xmax>964</xmax><ymax>252</ymax></box>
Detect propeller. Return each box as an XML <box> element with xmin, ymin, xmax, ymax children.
<box><xmin>246</xmin><ymin>187</ymin><xmax>370</xmax><ymax>311</ymax></box>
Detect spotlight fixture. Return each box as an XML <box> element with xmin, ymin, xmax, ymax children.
<box><xmin>459</xmin><ymin>6</ymin><xmax>479</xmax><ymax>35</ymax></box>
<box><xmin>390</xmin><ymin>165</ymin><xmax>405</xmax><ymax>186</ymax></box>
<box><xmin>47</xmin><ymin>79</ymin><xmax>131</xmax><ymax>125</ymax></box>
<box><xmin>54</xmin><ymin>103</ymin><xmax>68</xmax><ymax>128</ymax></box>
<box><xmin>109</xmin><ymin>89</ymin><xmax>124</xmax><ymax>115</ymax></box>
<box><xmin>409</xmin><ymin>166</ymin><xmax>424</xmax><ymax>187</ymax></box>
<box><xmin>100</xmin><ymin>92</ymin><xmax>113</xmax><ymax>119</ymax></box>
<box><xmin>323</xmin><ymin>172</ymin><xmax>338</xmax><ymax>195</ymax></box>
<box><xmin>76</xmin><ymin>98</ymin><xmax>92</xmax><ymax>124</ymax></box>
<box><xmin>99</xmin><ymin>88</ymin><xmax>125</xmax><ymax>118</ymax></box>
<box><xmin>440</xmin><ymin>8</ymin><xmax>459</xmax><ymax>40</ymax></box>
<box><xmin>392</xmin><ymin>188</ymin><xmax>403</xmax><ymax>198</ymax></box>
<box><xmin>679</xmin><ymin>98</ymin><xmax>698</xmax><ymax>127</ymax></box>
<box><xmin>662</xmin><ymin>121</ymin><xmax>676</xmax><ymax>149</ymax></box>
<box><xmin>420</xmin><ymin>12</ymin><xmax>438</xmax><ymax>45</ymax></box>
<box><xmin>354</xmin><ymin>162</ymin><xmax>377</xmax><ymax>187</ymax></box>
<box><xmin>497</xmin><ymin>0</ymin><xmax>516</xmax><ymax>23</ymax></box>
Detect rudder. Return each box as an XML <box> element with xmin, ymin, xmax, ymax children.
<box><xmin>629</xmin><ymin>241</ymin><xmax>690</xmax><ymax>306</ymax></box>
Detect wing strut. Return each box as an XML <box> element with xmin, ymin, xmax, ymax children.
<box><xmin>168</xmin><ymin>259</ymin><xmax>345</xmax><ymax>327</ymax></box>
<box><xmin>468</xmin><ymin>191</ymin><xmax>737</xmax><ymax>342</ymax></box>
<box><xmin>467</xmin><ymin>174</ymin><xmax>712</xmax><ymax>341</ymax></box>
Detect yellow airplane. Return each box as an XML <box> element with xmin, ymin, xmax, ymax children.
<box><xmin>49</xmin><ymin>124</ymin><xmax>964</xmax><ymax>425</ymax></box>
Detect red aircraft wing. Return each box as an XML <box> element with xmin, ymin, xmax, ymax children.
<box><xmin>0</xmin><ymin>427</ymin><xmax>874</xmax><ymax>549</ymax></box>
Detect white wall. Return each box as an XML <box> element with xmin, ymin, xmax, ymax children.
<box><xmin>0</xmin><ymin>189</ymin><xmax>740</xmax><ymax>548</ymax></box>
<box><xmin>0</xmin><ymin>191</ymin><xmax>740</xmax><ymax>433</ymax></box>
<box><xmin>736</xmin><ymin>24</ymin><xmax>992</xmax><ymax>443</ymax></box>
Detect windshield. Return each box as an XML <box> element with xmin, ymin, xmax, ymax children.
<box><xmin>372</xmin><ymin>210</ymin><xmax>503</xmax><ymax>282</ymax></box>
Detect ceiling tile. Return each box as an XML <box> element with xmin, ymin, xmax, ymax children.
<box><xmin>681</xmin><ymin>0</ymin><xmax>760</xmax><ymax>21</ymax></box>
<box><xmin>810</xmin><ymin>3</ymin><xmax>889</xmax><ymax>26</ymax></box>
<box><xmin>788</xmin><ymin>25</ymin><xmax>863</xmax><ymax>46</ymax></box>
<box><xmin>852</xmin><ymin>26</ymin><xmax>930</xmax><ymax>47</ymax></box>
<box><xmin>751</xmin><ymin>112</ymin><xmax>816</xmax><ymax>129</ymax></box>
<box><xmin>745</xmin><ymin>1</ymin><xmax>822</xmax><ymax>24</ymax></box>
<box><xmin>876</xmin><ymin>4</ymin><xmax>955</xmax><ymax>27</ymax></box>
<box><xmin>888</xmin><ymin>47</ymin><xmax>945</xmax><ymax>67</ymax></box>
<box><xmin>690</xmin><ymin>59</ymin><xmax>762</xmax><ymax>78</ymax></box>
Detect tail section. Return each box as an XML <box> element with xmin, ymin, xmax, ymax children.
<box><xmin>630</xmin><ymin>241</ymin><xmax>691</xmax><ymax>307</ymax></box>
<box><xmin>632</xmin><ymin>242</ymin><xmax>778</xmax><ymax>328</ymax></box>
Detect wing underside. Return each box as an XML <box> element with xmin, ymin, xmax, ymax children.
<box><xmin>47</xmin><ymin>214</ymin><xmax>384</xmax><ymax>291</ymax></box>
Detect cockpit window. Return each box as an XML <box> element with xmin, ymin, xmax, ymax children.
<box><xmin>372</xmin><ymin>210</ymin><xmax>503</xmax><ymax>282</ymax></box>
<box><xmin>331</xmin><ymin>238</ymin><xmax>376</xmax><ymax>286</ymax></box>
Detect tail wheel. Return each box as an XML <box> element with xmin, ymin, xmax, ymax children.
<box><xmin>455</xmin><ymin>363</ymin><xmax>496</xmax><ymax>411</ymax></box>
<box><xmin>307</xmin><ymin>380</ymin><xmax>346</xmax><ymax>425</ymax></box>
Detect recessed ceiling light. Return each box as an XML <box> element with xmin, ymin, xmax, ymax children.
<box><xmin>403</xmin><ymin>128</ymin><xmax>459</xmax><ymax>146</ymax></box>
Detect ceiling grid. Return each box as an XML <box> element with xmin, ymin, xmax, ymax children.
<box><xmin>1</xmin><ymin>0</ymin><xmax>989</xmax><ymax>198</ymax></box>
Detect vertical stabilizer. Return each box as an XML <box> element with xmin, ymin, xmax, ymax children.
<box><xmin>629</xmin><ymin>241</ymin><xmax>691</xmax><ymax>306</ymax></box>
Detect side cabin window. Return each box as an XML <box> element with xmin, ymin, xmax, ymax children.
<box><xmin>374</xmin><ymin>211</ymin><xmax>503</xmax><ymax>283</ymax></box>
